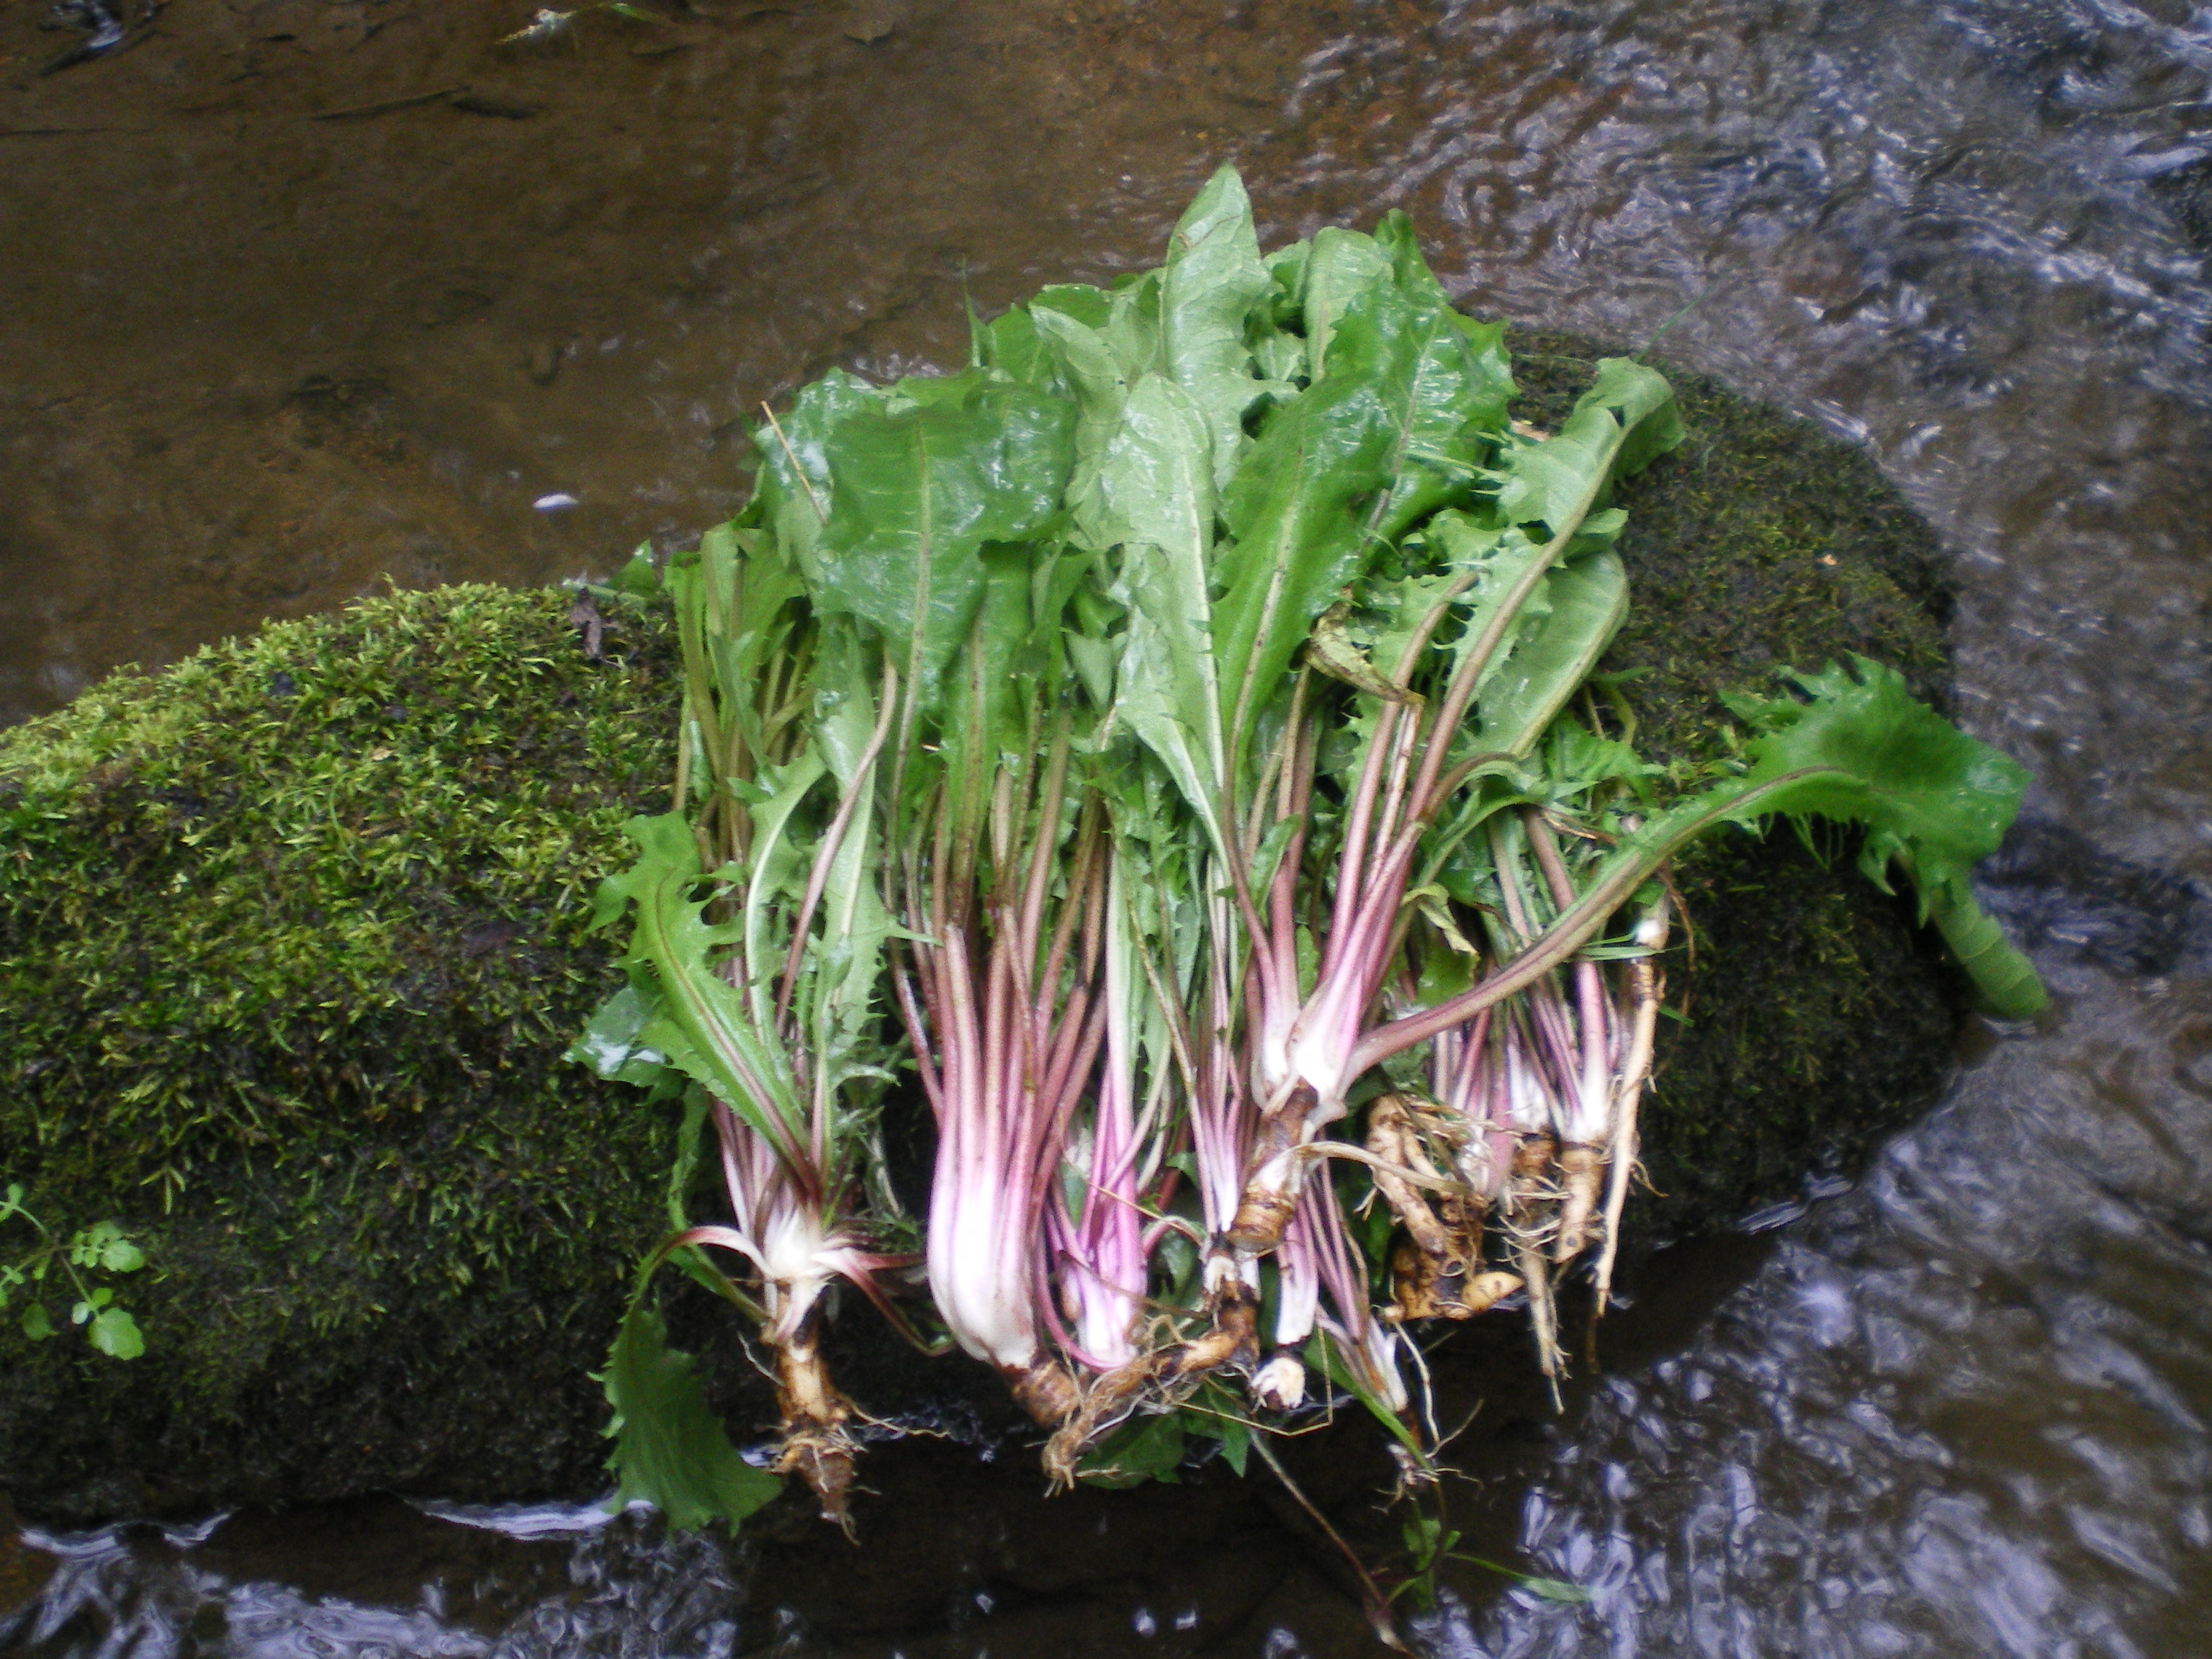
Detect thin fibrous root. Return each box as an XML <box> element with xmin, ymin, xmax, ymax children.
<box><xmin>773</xmin><ymin>1335</ymin><xmax>861</xmax><ymax>1536</ymax></box>
<box><xmin>1041</xmin><ymin>1350</ymin><xmax>1177</xmax><ymax>1486</ymax></box>
<box><xmin>1506</xmin><ymin>1132</ymin><xmax>1563</xmax><ymax>1254</ymax></box>
<box><xmin>1004</xmin><ymin>1356</ymin><xmax>1084</xmax><ymax>1429</ymax></box>
<box><xmin>1552</xmin><ymin>1142</ymin><xmax>1606</xmax><ymax>1263</ymax></box>
<box><xmin>1043</xmin><ymin>1278</ymin><xmax>1265</xmax><ymax>1485</ymax></box>
<box><xmin>774</xmin><ymin>1426</ymin><xmax>860</xmax><ymax>1538</ymax></box>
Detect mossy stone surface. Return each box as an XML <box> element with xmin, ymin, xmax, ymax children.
<box><xmin>0</xmin><ymin>585</ymin><xmax>680</xmax><ymax>1523</ymax></box>
<box><xmin>1</xmin><ymin>349</ymin><xmax>1959</xmax><ymax>1523</ymax></box>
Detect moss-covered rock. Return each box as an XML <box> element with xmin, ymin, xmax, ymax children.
<box><xmin>0</xmin><ymin>348</ymin><xmax>1960</xmax><ymax>1524</ymax></box>
<box><xmin>1510</xmin><ymin>329</ymin><xmax>1959</xmax><ymax>1230</ymax></box>
<box><xmin>0</xmin><ymin>586</ymin><xmax>680</xmax><ymax>1522</ymax></box>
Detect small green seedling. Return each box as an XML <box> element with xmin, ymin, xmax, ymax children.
<box><xmin>0</xmin><ymin>1182</ymin><xmax>148</xmax><ymax>1359</ymax></box>
<box><xmin>1393</xmin><ymin>1506</ymin><xmax>1593</xmax><ymax>1613</ymax></box>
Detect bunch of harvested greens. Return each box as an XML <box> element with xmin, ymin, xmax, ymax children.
<box><xmin>577</xmin><ymin>166</ymin><xmax>2044</xmax><ymax>1534</ymax></box>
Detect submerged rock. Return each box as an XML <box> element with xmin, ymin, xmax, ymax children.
<box><xmin>0</xmin><ymin>342</ymin><xmax>1958</xmax><ymax>1524</ymax></box>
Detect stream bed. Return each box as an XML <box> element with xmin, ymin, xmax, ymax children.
<box><xmin>5</xmin><ymin>0</ymin><xmax>2212</xmax><ymax>1654</ymax></box>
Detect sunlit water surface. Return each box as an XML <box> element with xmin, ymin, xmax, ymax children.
<box><xmin>5</xmin><ymin>0</ymin><xmax>2211</xmax><ymax>1653</ymax></box>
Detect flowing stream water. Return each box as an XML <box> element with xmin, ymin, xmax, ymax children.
<box><xmin>5</xmin><ymin>0</ymin><xmax>2211</xmax><ymax>1654</ymax></box>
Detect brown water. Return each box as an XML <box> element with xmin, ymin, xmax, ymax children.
<box><xmin>6</xmin><ymin>0</ymin><xmax>2212</xmax><ymax>1654</ymax></box>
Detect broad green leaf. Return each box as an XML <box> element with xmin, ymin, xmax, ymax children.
<box><xmin>20</xmin><ymin>1302</ymin><xmax>53</xmax><ymax>1341</ymax></box>
<box><xmin>602</xmin><ymin>1302</ymin><xmax>782</xmax><ymax>1531</ymax></box>
<box><xmin>1264</xmin><ymin>236</ymin><xmax>1310</xmax><ymax>325</ymax></box>
<box><xmin>1494</xmin><ymin>357</ymin><xmax>1681</xmax><ymax>535</ymax></box>
<box><xmin>753</xmin><ymin>369</ymin><xmax>880</xmax><ymax>581</ymax></box>
<box><xmin>1032</xmin><ymin>305</ymin><xmax>1135</xmax><ymax>549</ymax></box>
<box><xmin>1159</xmin><ymin>164</ymin><xmax>1272</xmax><ymax>489</ymax></box>
<box><xmin>1076</xmin><ymin>1410</ymin><xmax>1187</xmax><ymax>1488</ymax></box>
<box><xmin>1100</xmin><ymin>374</ymin><xmax>1231</xmax><ymax>848</ymax></box>
<box><xmin>1367</xmin><ymin>212</ymin><xmax>1514</xmax><ymax>539</ymax></box>
<box><xmin>1301</xmin><ymin>227</ymin><xmax>1392</xmax><ymax>377</ymax></box>
<box><xmin>814</xmin><ymin>382</ymin><xmax>1075</xmax><ymax>694</ymax></box>
<box><xmin>1585</xmin><ymin>355</ymin><xmax>1684</xmax><ymax>478</ymax></box>
<box><xmin>88</xmin><ymin>1306</ymin><xmax>143</xmax><ymax>1359</ymax></box>
<box><xmin>977</xmin><ymin>305</ymin><xmax>1048</xmax><ymax>385</ymax></box>
<box><xmin>1470</xmin><ymin>547</ymin><xmax>1629</xmax><ymax>757</ymax></box>
<box><xmin>608</xmin><ymin>546</ymin><xmax>662</xmax><ymax>600</ymax></box>
<box><xmin>1030</xmin><ymin>283</ymin><xmax>1112</xmax><ymax>331</ymax></box>
<box><xmin>1210</xmin><ymin>320</ymin><xmax>1404</xmax><ymax>760</ymax></box>
<box><xmin>567</xmin><ymin>984</ymin><xmax>670</xmax><ymax>1087</ymax></box>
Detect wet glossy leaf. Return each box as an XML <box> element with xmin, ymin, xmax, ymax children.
<box><xmin>1469</xmin><ymin>547</ymin><xmax>1629</xmax><ymax>757</ymax></box>
<box><xmin>815</xmin><ymin>381</ymin><xmax>1075</xmax><ymax>693</ymax></box>
<box><xmin>1158</xmin><ymin>164</ymin><xmax>1272</xmax><ymax>488</ymax></box>
<box><xmin>1098</xmin><ymin>373</ymin><xmax>1229</xmax><ymax>847</ymax></box>
<box><xmin>566</xmin><ymin>984</ymin><xmax>669</xmax><ymax>1087</ymax></box>
<box><xmin>1300</xmin><ymin>227</ymin><xmax>1392</xmax><ymax>378</ymax></box>
<box><xmin>602</xmin><ymin>1302</ymin><xmax>781</xmax><ymax>1531</ymax></box>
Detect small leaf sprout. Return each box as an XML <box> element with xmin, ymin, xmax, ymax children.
<box><xmin>1</xmin><ymin>1182</ymin><xmax>149</xmax><ymax>1359</ymax></box>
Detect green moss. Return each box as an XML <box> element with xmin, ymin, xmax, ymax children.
<box><xmin>0</xmin><ymin>348</ymin><xmax>1964</xmax><ymax>1521</ymax></box>
<box><xmin>0</xmin><ymin>585</ymin><xmax>680</xmax><ymax>1521</ymax></box>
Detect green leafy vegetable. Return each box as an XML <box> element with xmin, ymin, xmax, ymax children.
<box><xmin>572</xmin><ymin>163</ymin><xmax>2044</xmax><ymax>1581</ymax></box>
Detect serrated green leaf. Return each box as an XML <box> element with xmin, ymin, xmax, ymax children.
<box><xmin>601</xmin><ymin>813</ymin><xmax>809</xmax><ymax>1159</ymax></box>
<box><xmin>602</xmin><ymin>1302</ymin><xmax>781</xmax><ymax>1531</ymax></box>
<box><xmin>1494</xmin><ymin>356</ymin><xmax>1681</xmax><ymax>536</ymax></box>
<box><xmin>98</xmin><ymin>1238</ymin><xmax>145</xmax><ymax>1274</ymax></box>
<box><xmin>1727</xmin><ymin>657</ymin><xmax>2045</xmax><ymax>1016</ymax></box>
<box><xmin>88</xmin><ymin>1306</ymin><xmax>143</xmax><ymax>1359</ymax></box>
